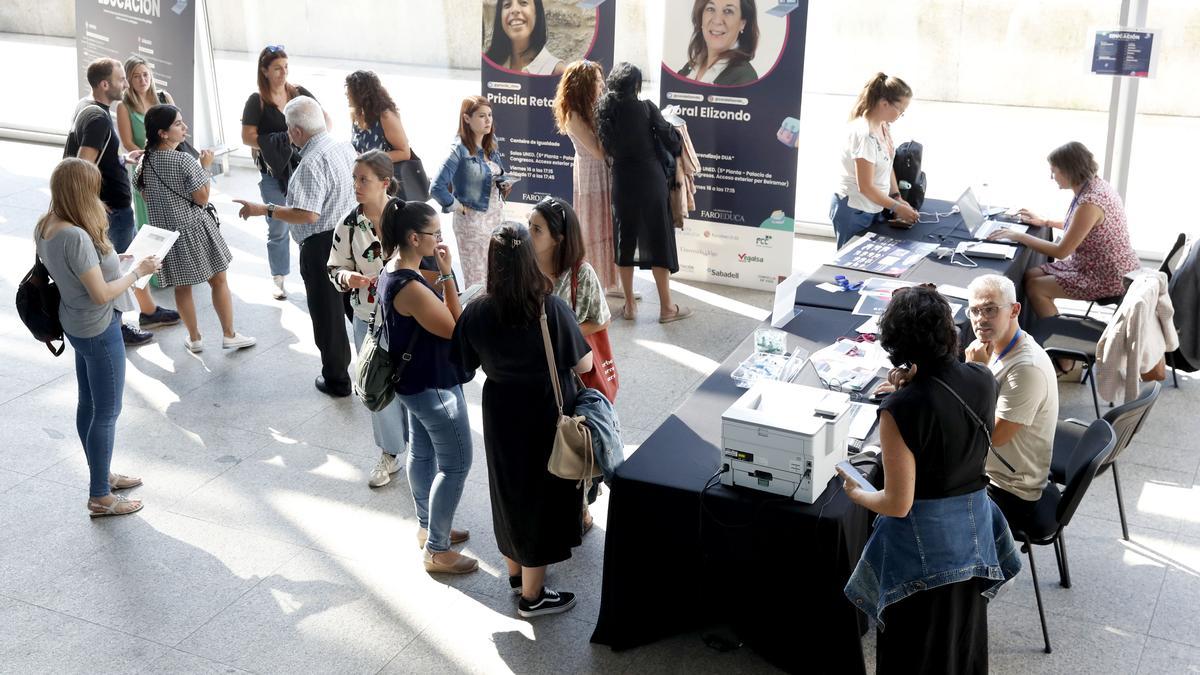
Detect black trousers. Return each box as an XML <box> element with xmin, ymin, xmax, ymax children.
<box><xmin>299</xmin><ymin>229</ymin><xmax>351</xmax><ymax>389</ymax></box>
<box><xmin>988</xmin><ymin>484</ymin><xmax>1039</xmax><ymax>531</ymax></box>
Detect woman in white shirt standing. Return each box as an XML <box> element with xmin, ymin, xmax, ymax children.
<box><xmin>831</xmin><ymin>73</ymin><xmax>918</xmax><ymax>249</ymax></box>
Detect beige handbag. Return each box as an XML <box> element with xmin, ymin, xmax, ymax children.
<box><xmin>540</xmin><ymin>304</ymin><xmax>601</xmax><ymax>485</ymax></box>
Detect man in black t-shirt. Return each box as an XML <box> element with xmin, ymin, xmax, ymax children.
<box><xmin>67</xmin><ymin>58</ymin><xmax>179</xmax><ymax>345</ymax></box>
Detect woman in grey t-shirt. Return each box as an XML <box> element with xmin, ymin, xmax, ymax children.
<box><xmin>34</xmin><ymin>159</ymin><xmax>159</xmax><ymax>518</ymax></box>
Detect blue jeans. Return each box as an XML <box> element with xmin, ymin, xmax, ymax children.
<box><xmin>353</xmin><ymin>317</ymin><xmax>410</xmax><ymax>456</ymax></box>
<box><xmin>65</xmin><ymin>311</ymin><xmax>126</xmax><ymax>497</ymax></box>
<box><xmin>259</xmin><ymin>172</ymin><xmax>290</xmax><ymax>276</ymax></box>
<box><xmin>399</xmin><ymin>385</ymin><xmax>473</xmax><ymax>553</ymax></box>
<box><xmin>107</xmin><ymin>205</ymin><xmax>136</xmax><ymax>253</ymax></box>
<box><xmin>830</xmin><ymin>194</ymin><xmax>884</xmax><ymax>250</ymax></box>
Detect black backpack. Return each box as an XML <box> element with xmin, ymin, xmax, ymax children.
<box><xmin>16</xmin><ymin>256</ymin><xmax>66</xmax><ymax>356</ymax></box>
<box><xmin>893</xmin><ymin>140</ymin><xmax>926</xmax><ymax>210</ymax></box>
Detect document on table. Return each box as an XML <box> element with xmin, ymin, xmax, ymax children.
<box><xmin>119</xmin><ymin>225</ymin><xmax>179</xmax><ymax>289</ymax></box>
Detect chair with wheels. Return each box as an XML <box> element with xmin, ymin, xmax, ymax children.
<box><xmin>1008</xmin><ymin>418</ymin><xmax>1117</xmax><ymax>654</ymax></box>
<box><xmin>1048</xmin><ymin>381</ymin><xmax>1162</xmax><ymax>541</ymax></box>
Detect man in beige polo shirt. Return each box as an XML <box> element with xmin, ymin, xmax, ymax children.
<box><xmin>965</xmin><ymin>274</ymin><xmax>1060</xmax><ymax>526</ymax></box>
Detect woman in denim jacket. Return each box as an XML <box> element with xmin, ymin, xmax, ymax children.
<box><xmin>837</xmin><ymin>285</ymin><xmax>1021</xmax><ymax>674</ymax></box>
<box><xmin>431</xmin><ymin>96</ymin><xmax>510</xmax><ymax>289</ymax></box>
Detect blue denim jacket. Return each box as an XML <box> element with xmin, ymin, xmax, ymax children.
<box><xmin>430</xmin><ymin>138</ymin><xmax>508</xmax><ymax>213</ymax></box>
<box><xmin>844</xmin><ymin>488</ymin><xmax>1022</xmax><ymax>628</ymax></box>
<box><xmin>574</xmin><ymin>386</ymin><xmax>624</xmax><ymax>484</ymax></box>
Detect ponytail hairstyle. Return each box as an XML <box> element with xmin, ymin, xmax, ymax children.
<box><xmin>849</xmin><ymin>72</ymin><xmax>912</xmax><ymax>121</ymax></box>
<box><xmin>355</xmin><ymin>149</ymin><xmax>401</xmax><ymax>197</ymax></box>
<box><xmin>485</xmin><ymin>221</ymin><xmax>549</xmax><ymax>326</ymax></box>
<box><xmin>137</xmin><ymin>104</ymin><xmax>181</xmax><ymax>191</ymax></box>
<box><xmin>531</xmin><ymin>196</ymin><xmax>584</xmax><ymax>277</ymax></box>
<box><xmin>36</xmin><ymin>158</ymin><xmax>112</xmax><ymax>255</ymax></box>
<box><xmin>379</xmin><ymin>198</ymin><xmax>438</xmax><ymax>259</ymax></box>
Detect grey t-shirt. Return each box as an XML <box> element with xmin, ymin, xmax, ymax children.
<box><xmin>36</xmin><ymin>226</ymin><xmax>135</xmax><ymax>338</ymax></box>
<box><xmin>986</xmin><ymin>334</ymin><xmax>1060</xmax><ymax>501</ymax></box>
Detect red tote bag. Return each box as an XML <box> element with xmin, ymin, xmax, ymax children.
<box><xmin>571</xmin><ymin>265</ymin><xmax>619</xmax><ymax>402</ymax></box>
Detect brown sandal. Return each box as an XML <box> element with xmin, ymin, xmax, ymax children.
<box><xmin>109</xmin><ymin>473</ymin><xmax>143</xmax><ymax>491</ymax></box>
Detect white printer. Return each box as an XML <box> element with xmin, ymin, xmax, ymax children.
<box><xmin>720</xmin><ymin>379</ymin><xmax>852</xmax><ymax>503</ymax></box>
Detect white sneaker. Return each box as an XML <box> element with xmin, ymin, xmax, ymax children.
<box><xmin>369</xmin><ymin>453</ymin><xmax>401</xmax><ymax>488</ymax></box>
<box><xmin>183</xmin><ymin>336</ymin><xmax>203</xmax><ymax>353</ymax></box>
<box><xmin>272</xmin><ymin>275</ymin><xmax>287</xmax><ymax>300</ymax></box>
<box><xmin>222</xmin><ymin>333</ymin><xmax>257</xmax><ymax>350</ymax></box>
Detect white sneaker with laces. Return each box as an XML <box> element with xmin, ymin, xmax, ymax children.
<box><xmin>369</xmin><ymin>453</ymin><xmax>401</xmax><ymax>488</ymax></box>
<box><xmin>222</xmin><ymin>333</ymin><xmax>257</xmax><ymax>350</ymax></box>
<box><xmin>183</xmin><ymin>336</ymin><xmax>203</xmax><ymax>353</ymax></box>
<box><xmin>272</xmin><ymin>275</ymin><xmax>287</xmax><ymax>300</ymax></box>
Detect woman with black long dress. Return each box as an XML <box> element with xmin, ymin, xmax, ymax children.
<box><xmin>839</xmin><ymin>285</ymin><xmax>1021</xmax><ymax>674</ymax></box>
<box><xmin>453</xmin><ymin>222</ymin><xmax>594</xmax><ymax>618</ymax></box>
<box><xmin>595</xmin><ymin>62</ymin><xmax>691</xmax><ymax>324</ymax></box>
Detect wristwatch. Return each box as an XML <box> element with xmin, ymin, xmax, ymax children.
<box><xmin>266</xmin><ymin>203</ymin><xmax>277</xmax><ymax>218</ymax></box>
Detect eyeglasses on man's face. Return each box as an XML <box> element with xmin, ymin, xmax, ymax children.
<box><xmin>966</xmin><ymin>303</ymin><xmax>1009</xmax><ymax>319</ymax></box>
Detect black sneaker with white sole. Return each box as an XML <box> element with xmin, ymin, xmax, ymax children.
<box><xmin>517</xmin><ymin>587</ymin><xmax>576</xmax><ymax>617</ymax></box>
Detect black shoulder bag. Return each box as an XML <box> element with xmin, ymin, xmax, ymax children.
<box><xmin>930</xmin><ymin>375</ymin><xmax>1016</xmax><ymax>472</ymax></box>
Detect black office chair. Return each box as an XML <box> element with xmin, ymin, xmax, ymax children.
<box><xmin>1028</xmin><ymin>314</ymin><xmax>1104</xmax><ymax>417</ymax></box>
<box><xmin>1009</xmin><ymin>418</ymin><xmax>1117</xmax><ymax>654</ymax></box>
<box><xmin>1048</xmin><ymin>381</ymin><xmax>1162</xmax><ymax>541</ymax></box>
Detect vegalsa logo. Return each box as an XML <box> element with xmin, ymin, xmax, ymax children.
<box><xmin>707</xmin><ymin>268</ymin><xmax>739</xmax><ymax>279</ymax></box>
<box><xmin>755</xmin><ymin>235</ymin><xmax>773</xmax><ymax>247</ymax></box>
<box><xmin>700</xmin><ymin>210</ymin><xmax>746</xmax><ymax>224</ymax></box>
<box><xmin>737</xmin><ymin>253</ymin><xmax>764</xmax><ymax>264</ymax></box>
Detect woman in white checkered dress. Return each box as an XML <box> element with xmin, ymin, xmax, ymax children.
<box><xmin>136</xmin><ymin>105</ymin><xmax>254</xmax><ymax>352</ymax></box>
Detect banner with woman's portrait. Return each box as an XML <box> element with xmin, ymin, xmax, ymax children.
<box><xmin>662</xmin><ymin>0</ymin><xmax>808</xmax><ymax>291</ymax></box>
<box><xmin>481</xmin><ymin>0</ymin><xmax>616</xmax><ymax>206</ymax></box>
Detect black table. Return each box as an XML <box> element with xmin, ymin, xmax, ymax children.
<box><xmin>794</xmin><ymin>198</ymin><xmax>1049</xmax><ymax>332</ymax></box>
<box><xmin>591</xmin><ymin>308</ymin><xmax>875</xmax><ymax>674</ymax></box>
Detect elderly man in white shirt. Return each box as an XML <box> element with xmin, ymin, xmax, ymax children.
<box><xmin>236</xmin><ymin>96</ymin><xmax>358</xmax><ymax>397</ymax></box>
<box><xmin>964</xmin><ymin>274</ymin><xmax>1060</xmax><ymax>526</ymax></box>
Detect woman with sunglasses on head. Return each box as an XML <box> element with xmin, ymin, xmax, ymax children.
<box><xmin>241</xmin><ymin>45</ymin><xmax>331</xmax><ymax>301</ymax></box>
<box><xmin>839</xmin><ymin>284</ymin><xmax>1020</xmax><ymax>674</ymax></box>
<box><xmin>552</xmin><ymin>60</ymin><xmax>619</xmax><ymax>295</ymax></box>
<box><xmin>431</xmin><ymin>96</ymin><xmax>510</xmax><ymax>289</ymax></box>
<box><xmin>377</xmin><ymin>199</ymin><xmax>476</xmax><ymax>574</ymax></box>
<box><xmin>137</xmin><ymin>105</ymin><xmax>255</xmax><ymax>353</ymax></box>
<box><xmin>453</xmin><ymin>222</ymin><xmax>593</xmax><ymax>617</ymax></box>
<box><xmin>328</xmin><ymin>150</ymin><xmax>412</xmax><ymax>488</ymax></box>
<box><xmin>830</xmin><ymin>73</ymin><xmax>919</xmax><ymax>249</ymax></box>
<box><xmin>115</xmin><ymin>55</ymin><xmax>173</xmax><ymax>232</ymax></box>
<box><xmin>528</xmin><ymin>196</ymin><xmax>611</xmax><ymax>533</ymax></box>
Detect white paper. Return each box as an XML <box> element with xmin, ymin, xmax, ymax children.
<box><xmin>771</xmin><ymin>271</ymin><xmax>808</xmax><ymax>328</ymax></box>
<box><xmin>856</xmin><ymin>315</ymin><xmax>881</xmax><ymax>335</ymax></box>
<box><xmin>937</xmin><ymin>284</ymin><xmax>971</xmax><ymax>300</ymax></box>
<box><xmin>120</xmin><ymin>225</ymin><xmax>179</xmax><ymax>289</ymax></box>
<box><xmin>816</xmin><ymin>282</ymin><xmax>842</xmax><ymax>293</ymax></box>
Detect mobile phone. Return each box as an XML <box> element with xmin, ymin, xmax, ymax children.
<box><xmin>836</xmin><ymin>460</ymin><xmax>877</xmax><ymax>493</ymax></box>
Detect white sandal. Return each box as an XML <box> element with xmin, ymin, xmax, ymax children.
<box><xmin>108</xmin><ymin>473</ymin><xmax>143</xmax><ymax>490</ymax></box>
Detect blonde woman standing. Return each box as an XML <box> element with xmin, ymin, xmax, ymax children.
<box><xmin>115</xmin><ymin>55</ymin><xmax>173</xmax><ymax>231</ymax></box>
<box><xmin>34</xmin><ymin>159</ymin><xmax>159</xmax><ymax>517</ymax></box>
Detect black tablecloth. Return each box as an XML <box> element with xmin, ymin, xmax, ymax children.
<box><xmin>591</xmin><ymin>309</ymin><xmax>874</xmax><ymax>674</ymax></box>
<box><xmin>795</xmin><ymin>198</ymin><xmax>1049</xmax><ymax>334</ymax></box>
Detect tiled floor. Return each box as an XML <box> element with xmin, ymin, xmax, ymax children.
<box><xmin>2</xmin><ymin>111</ymin><xmax>1199</xmax><ymax>675</ymax></box>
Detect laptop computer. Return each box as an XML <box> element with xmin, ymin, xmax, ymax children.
<box><xmin>955</xmin><ymin>188</ymin><xmax>1027</xmax><ymax>241</ymax></box>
